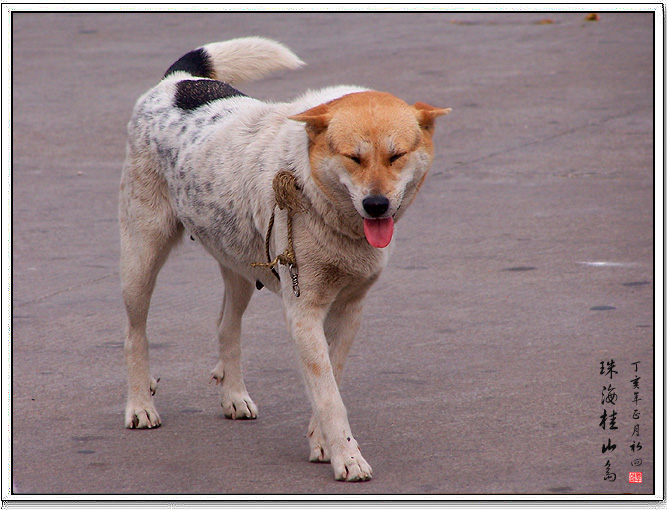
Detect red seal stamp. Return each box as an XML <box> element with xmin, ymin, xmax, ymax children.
<box><xmin>629</xmin><ymin>472</ymin><xmax>642</xmax><ymax>483</ymax></box>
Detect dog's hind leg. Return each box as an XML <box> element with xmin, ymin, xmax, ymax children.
<box><xmin>210</xmin><ymin>265</ymin><xmax>258</xmax><ymax>419</ymax></box>
<box><xmin>119</xmin><ymin>155</ymin><xmax>183</xmax><ymax>429</ymax></box>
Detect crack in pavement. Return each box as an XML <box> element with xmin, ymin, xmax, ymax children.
<box><xmin>456</xmin><ymin>107</ymin><xmax>651</xmax><ymax>168</ymax></box>
<box><xmin>14</xmin><ymin>272</ymin><xmax>119</xmax><ymax>307</ymax></box>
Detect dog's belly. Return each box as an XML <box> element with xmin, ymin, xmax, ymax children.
<box><xmin>168</xmin><ymin>161</ymin><xmax>269</xmax><ymax>272</ymax></box>
<box><xmin>179</xmin><ymin>193</ymin><xmax>262</xmax><ymax>263</ymax></box>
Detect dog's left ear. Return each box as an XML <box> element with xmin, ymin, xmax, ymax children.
<box><xmin>289</xmin><ymin>103</ymin><xmax>332</xmax><ymax>141</ymax></box>
<box><xmin>413</xmin><ymin>102</ymin><xmax>451</xmax><ymax>132</ymax></box>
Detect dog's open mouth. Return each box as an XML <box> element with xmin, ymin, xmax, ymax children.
<box><xmin>363</xmin><ymin>217</ymin><xmax>394</xmax><ymax>248</ymax></box>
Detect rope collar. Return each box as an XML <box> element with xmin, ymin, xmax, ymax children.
<box><xmin>251</xmin><ymin>170</ymin><xmax>305</xmax><ymax>297</ymax></box>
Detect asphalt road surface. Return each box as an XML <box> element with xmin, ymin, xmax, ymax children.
<box><xmin>10</xmin><ymin>10</ymin><xmax>658</xmax><ymax>499</ymax></box>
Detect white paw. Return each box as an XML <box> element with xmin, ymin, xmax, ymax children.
<box><xmin>308</xmin><ymin>422</ymin><xmax>330</xmax><ymax>462</ymax></box>
<box><xmin>332</xmin><ymin>451</ymin><xmax>373</xmax><ymax>482</ymax></box>
<box><xmin>210</xmin><ymin>365</ymin><xmax>258</xmax><ymax>420</ymax></box>
<box><xmin>125</xmin><ymin>400</ymin><xmax>161</xmax><ymax>429</ymax></box>
<box><xmin>220</xmin><ymin>392</ymin><xmax>258</xmax><ymax>419</ymax></box>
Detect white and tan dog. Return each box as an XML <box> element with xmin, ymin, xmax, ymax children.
<box><xmin>119</xmin><ymin>37</ymin><xmax>449</xmax><ymax>482</ymax></box>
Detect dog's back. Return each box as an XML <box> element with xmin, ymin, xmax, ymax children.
<box><xmin>126</xmin><ymin>37</ymin><xmax>304</xmax><ymax>170</ymax></box>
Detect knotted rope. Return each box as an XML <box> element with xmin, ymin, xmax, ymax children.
<box><xmin>251</xmin><ymin>170</ymin><xmax>305</xmax><ymax>296</ymax></box>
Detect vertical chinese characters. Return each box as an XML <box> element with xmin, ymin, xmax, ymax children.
<box><xmin>599</xmin><ymin>359</ymin><xmax>617</xmax><ymax>482</ymax></box>
<box><xmin>629</xmin><ymin>361</ymin><xmax>642</xmax><ymax>484</ymax></box>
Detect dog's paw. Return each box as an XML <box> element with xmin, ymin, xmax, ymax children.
<box><xmin>210</xmin><ymin>364</ymin><xmax>258</xmax><ymax>419</ymax></box>
<box><xmin>307</xmin><ymin>421</ymin><xmax>331</xmax><ymax>462</ymax></box>
<box><xmin>125</xmin><ymin>401</ymin><xmax>161</xmax><ymax>429</ymax></box>
<box><xmin>220</xmin><ymin>391</ymin><xmax>258</xmax><ymax>420</ymax></box>
<box><xmin>332</xmin><ymin>451</ymin><xmax>373</xmax><ymax>482</ymax></box>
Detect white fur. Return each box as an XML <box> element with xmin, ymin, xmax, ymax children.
<box><xmin>202</xmin><ymin>36</ymin><xmax>305</xmax><ymax>85</ymax></box>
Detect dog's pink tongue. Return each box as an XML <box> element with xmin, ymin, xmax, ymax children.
<box><xmin>363</xmin><ymin>217</ymin><xmax>394</xmax><ymax>248</ymax></box>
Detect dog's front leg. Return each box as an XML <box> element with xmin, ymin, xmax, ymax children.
<box><xmin>285</xmin><ymin>298</ymin><xmax>372</xmax><ymax>482</ymax></box>
<box><xmin>307</xmin><ymin>295</ymin><xmax>365</xmax><ymax>464</ymax></box>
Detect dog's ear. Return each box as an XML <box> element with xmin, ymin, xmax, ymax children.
<box><xmin>289</xmin><ymin>103</ymin><xmax>332</xmax><ymax>141</ymax></box>
<box><xmin>413</xmin><ymin>102</ymin><xmax>451</xmax><ymax>132</ymax></box>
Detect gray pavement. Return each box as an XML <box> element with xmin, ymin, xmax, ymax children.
<box><xmin>10</xmin><ymin>11</ymin><xmax>657</xmax><ymax>498</ymax></box>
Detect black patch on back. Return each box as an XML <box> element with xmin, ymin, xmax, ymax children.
<box><xmin>164</xmin><ymin>48</ymin><xmax>214</xmax><ymax>79</ymax></box>
<box><xmin>174</xmin><ymin>80</ymin><xmax>246</xmax><ymax>111</ymax></box>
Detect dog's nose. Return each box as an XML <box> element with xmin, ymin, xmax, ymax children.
<box><xmin>362</xmin><ymin>195</ymin><xmax>390</xmax><ymax>218</ymax></box>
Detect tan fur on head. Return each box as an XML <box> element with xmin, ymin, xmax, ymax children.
<box><xmin>289</xmin><ymin>91</ymin><xmax>450</xmax><ymax>223</ymax></box>
<box><xmin>413</xmin><ymin>102</ymin><xmax>452</xmax><ymax>130</ymax></box>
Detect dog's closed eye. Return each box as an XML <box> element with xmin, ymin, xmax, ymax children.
<box><xmin>389</xmin><ymin>152</ymin><xmax>406</xmax><ymax>164</ymax></box>
<box><xmin>346</xmin><ymin>154</ymin><xmax>362</xmax><ymax>164</ymax></box>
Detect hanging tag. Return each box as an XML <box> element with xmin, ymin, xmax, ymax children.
<box><xmin>288</xmin><ymin>263</ymin><xmax>300</xmax><ymax>297</ymax></box>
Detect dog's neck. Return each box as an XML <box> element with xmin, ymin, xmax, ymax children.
<box><xmin>297</xmin><ymin>173</ymin><xmax>367</xmax><ymax>243</ymax></box>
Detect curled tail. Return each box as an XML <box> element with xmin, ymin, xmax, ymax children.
<box><xmin>164</xmin><ymin>36</ymin><xmax>305</xmax><ymax>85</ymax></box>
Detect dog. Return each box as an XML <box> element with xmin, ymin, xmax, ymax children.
<box><xmin>119</xmin><ymin>37</ymin><xmax>449</xmax><ymax>482</ymax></box>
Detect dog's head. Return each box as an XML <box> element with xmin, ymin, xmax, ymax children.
<box><xmin>290</xmin><ymin>91</ymin><xmax>450</xmax><ymax>248</ymax></box>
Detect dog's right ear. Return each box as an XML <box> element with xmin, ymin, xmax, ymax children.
<box><xmin>413</xmin><ymin>102</ymin><xmax>452</xmax><ymax>133</ymax></box>
<box><xmin>289</xmin><ymin>103</ymin><xmax>332</xmax><ymax>141</ymax></box>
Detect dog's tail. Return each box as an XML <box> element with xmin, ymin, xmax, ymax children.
<box><xmin>163</xmin><ymin>36</ymin><xmax>305</xmax><ymax>85</ymax></box>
